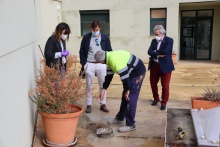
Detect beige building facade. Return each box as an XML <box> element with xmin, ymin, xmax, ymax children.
<box><xmin>0</xmin><ymin>0</ymin><xmax>62</xmax><ymax>146</ymax></box>
<box><xmin>62</xmin><ymin>0</ymin><xmax>220</xmax><ymax>62</ymax></box>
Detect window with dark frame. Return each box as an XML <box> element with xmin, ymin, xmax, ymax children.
<box><xmin>80</xmin><ymin>10</ymin><xmax>110</xmax><ymax>36</ymax></box>
<box><xmin>150</xmin><ymin>8</ymin><xmax>167</xmax><ymax>36</ymax></box>
<box><xmin>180</xmin><ymin>9</ymin><xmax>213</xmax><ymax>60</ymax></box>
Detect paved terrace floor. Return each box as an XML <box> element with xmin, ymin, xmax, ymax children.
<box><xmin>34</xmin><ymin>61</ymin><xmax>220</xmax><ymax>147</ymax></box>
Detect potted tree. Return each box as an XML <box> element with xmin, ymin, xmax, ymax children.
<box><xmin>29</xmin><ymin>55</ymin><xmax>86</xmax><ymax>146</ymax></box>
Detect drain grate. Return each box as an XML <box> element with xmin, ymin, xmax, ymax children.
<box><xmin>165</xmin><ymin>108</ymin><xmax>197</xmax><ymax>147</ymax></box>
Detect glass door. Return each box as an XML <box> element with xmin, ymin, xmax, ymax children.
<box><xmin>196</xmin><ymin>15</ymin><xmax>212</xmax><ymax>60</ymax></box>
<box><xmin>181</xmin><ymin>27</ymin><xmax>195</xmax><ymax>60</ymax></box>
<box><xmin>180</xmin><ymin>10</ymin><xmax>213</xmax><ymax>60</ymax></box>
<box><xmin>180</xmin><ymin>11</ymin><xmax>196</xmax><ymax>60</ymax></box>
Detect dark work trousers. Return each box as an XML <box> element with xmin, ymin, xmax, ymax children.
<box><xmin>116</xmin><ymin>73</ymin><xmax>145</xmax><ymax>126</ymax></box>
<box><xmin>150</xmin><ymin>62</ymin><xmax>172</xmax><ymax>105</ymax></box>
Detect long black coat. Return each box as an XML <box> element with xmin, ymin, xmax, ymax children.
<box><xmin>44</xmin><ymin>35</ymin><xmax>66</xmax><ymax>68</ymax></box>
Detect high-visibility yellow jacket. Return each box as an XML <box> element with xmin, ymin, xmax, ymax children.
<box><xmin>103</xmin><ymin>50</ymin><xmax>146</xmax><ymax>90</ymax></box>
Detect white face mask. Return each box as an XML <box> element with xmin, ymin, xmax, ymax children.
<box><xmin>61</xmin><ymin>34</ymin><xmax>68</xmax><ymax>40</ymax></box>
<box><xmin>155</xmin><ymin>36</ymin><xmax>161</xmax><ymax>42</ymax></box>
<box><xmin>92</xmin><ymin>31</ymin><xmax>100</xmax><ymax>37</ymax></box>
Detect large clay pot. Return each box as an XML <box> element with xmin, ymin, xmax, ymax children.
<box><xmin>39</xmin><ymin>104</ymin><xmax>83</xmax><ymax>147</ymax></box>
<box><xmin>191</xmin><ymin>97</ymin><xmax>220</xmax><ymax>109</ymax></box>
<box><xmin>172</xmin><ymin>54</ymin><xmax>177</xmax><ymax>64</ymax></box>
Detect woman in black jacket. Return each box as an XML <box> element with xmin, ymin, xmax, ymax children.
<box><xmin>44</xmin><ymin>22</ymin><xmax>71</xmax><ymax>70</ymax></box>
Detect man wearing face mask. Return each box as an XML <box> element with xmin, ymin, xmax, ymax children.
<box><xmin>44</xmin><ymin>22</ymin><xmax>71</xmax><ymax>70</ymax></box>
<box><xmin>148</xmin><ymin>25</ymin><xmax>175</xmax><ymax>110</ymax></box>
<box><xmin>79</xmin><ymin>20</ymin><xmax>112</xmax><ymax>113</ymax></box>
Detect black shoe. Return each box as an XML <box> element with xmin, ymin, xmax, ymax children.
<box><xmin>100</xmin><ymin>104</ymin><xmax>110</xmax><ymax>112</ymax></box>
<box><xmin>151</xmin><ymin>100</ymin><xmax>160</xmax><ymax>106</ymax></box>
<box><xmin>85</xmin><ymin>105</ymin><xmax>92</xmax><ymax>113</ymax></box>
<box><xmin>160</xmin><ymin>104</ymin><xmax>166</xmax><ymax>110</ymax></box>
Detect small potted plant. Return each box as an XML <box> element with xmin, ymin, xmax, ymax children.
<box><xmin>191</xmin><ymin>88</ymin><xmax>220</xmax><ymax>109</ymax></box>
<box><xmin>29</xmin><ymin>55</ymin><xmax>86</xmax><ymax>146</ymax></box>
<box><xmin>191</xmin><ymin>74</ymin><xmax>220</xmax><ymax>109</ymax></box>
<box><xmin>172</xmin><ymin>50</ymin><xmax>177</xmax><ymax>64</ymax></box>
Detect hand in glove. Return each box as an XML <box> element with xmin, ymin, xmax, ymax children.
<box><xmin>61</xmin><ymin>50</ymin><xmax>69</xmax><ymax>56</ymax></box>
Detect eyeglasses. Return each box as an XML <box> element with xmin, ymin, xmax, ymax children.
<box><xmin>95</xmin><ymin>38</ymin><xmax>99</xmax><ymax>46</ymax></box>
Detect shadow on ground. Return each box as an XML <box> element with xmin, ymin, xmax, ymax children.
<box><xmin>34</xmin><ymin>61</ymin><xmax>220</xmax><ymax>147</ymax></box>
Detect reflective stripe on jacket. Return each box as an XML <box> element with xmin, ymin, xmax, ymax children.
<box><xmin>104</xmin><ymin>50</ymin><xmax>145</xmax><ymax>90</ymax></box>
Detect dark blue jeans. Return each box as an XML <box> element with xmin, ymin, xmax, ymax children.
<box><xmin>116</xmin><ymin>73</ymin><xmax>145</xmax><ymax>126</ymax></box>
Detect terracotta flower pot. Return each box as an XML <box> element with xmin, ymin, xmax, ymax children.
<box><xmin>39</xmin><ymin>104</ymin><xmax>83</xmax><ymax>146</ymax></box>
<box><xmin>172</xmin><ymin>54</ymin><xmax>177</xmax><ymax>64</ymax></box>
<box><xmin>191</xmin><ymin>97</ymin><xmax>220</xmax><ymax>109</ymax></box>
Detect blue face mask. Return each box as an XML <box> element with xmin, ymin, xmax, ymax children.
<box><xmin>92</xmin><ymin>31</ymin><xmax>100</xmax><ymax>37</ymax></box>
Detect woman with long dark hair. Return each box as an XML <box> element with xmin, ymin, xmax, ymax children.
<box><xmin>44</xmin><ymin>22</ymin><xmax>71</xmax><ymax>70</ymax></box>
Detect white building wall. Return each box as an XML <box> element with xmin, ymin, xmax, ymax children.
<box><xmin>212</xmin><ymin>7</ymin><xmax>220</xmax><ymax>61</ymax></box>
<box><xmin>0</xmin><ymin>0</ymin><xmax>61</xmax><ymax>146</ymax></box>
<box><xmin>62</xmin><ymin>0</ymin><xmax>219</xmax><ymax>62</ymax></box>
<box><xmin>62</xmin><ymin>0</ymin><xmax>180</xmax><ymax>63</ymax></box>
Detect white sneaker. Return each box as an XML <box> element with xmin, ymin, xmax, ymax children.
<box><xmin>118</xmin><ymin>125</ymin><xmax>136</xmax><ymax>133</ymax></box>
<box><xmin>107</xmin><ymin>118</ymin><xmax>124</xmax><ymax>124</ymax></box>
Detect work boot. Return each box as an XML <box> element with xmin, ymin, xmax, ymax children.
<box><xmin>100</xmin><ymin>104</ymin><xmax>109</xmax><ymax>112</ymax></box>
<box><xmin>118</xmin><ymin>125</ymin><xmax>136</xmax><ymax>133</ymax></box>
<box><xmin>107</xmin><ymin>117</ymin><xmax>125</xmax><ymax>124</ymax></box>
<box><xmin>85</xmin><ymin>105</ymin><xmax>92</xmax><ymax>113</ymax></box>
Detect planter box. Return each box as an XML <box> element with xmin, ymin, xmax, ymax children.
<box><xmin>172</xmin><ymin>54</ymin><xmax>177</xmax><ymax>64</ymax></box>
<box><xmin>165</xmin><ymin>108</ymin><xmax>197</xmax><ymax>146</ymax></box>
<box><xmin>191</xmin><ymin>97</ymin><xmax>220</xmax><ymax>109</ymax></box>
